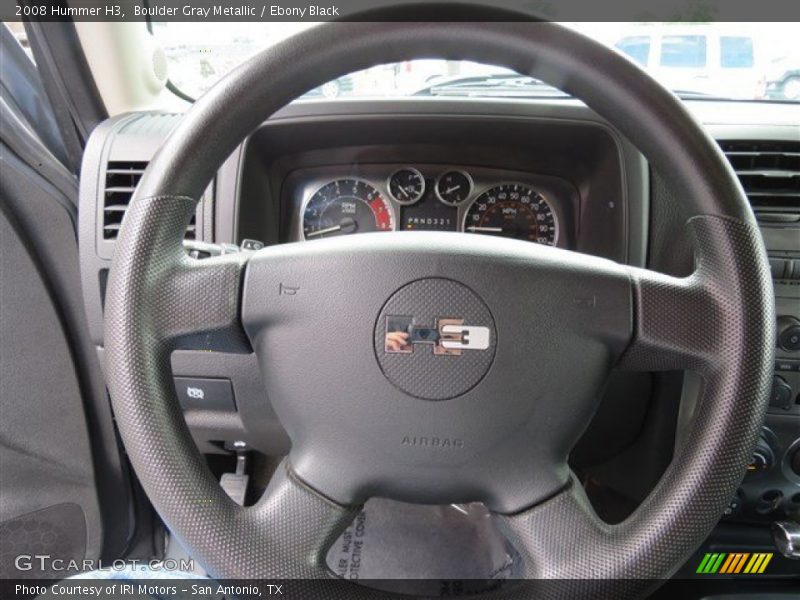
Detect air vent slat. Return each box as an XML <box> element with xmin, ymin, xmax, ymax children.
<box><xmin>718</xmin><ymin>140</ymin><xmax>800</xmax><ymax>215</ymax></box>
<box><xmin>104</xmin><ymin>186</ymin><xmax>138</xmax><ymax>193</ymax></box>
<box><xmin>102</xmin><ymin>161</ymin><xmax>197</xmax><ymax>241</ymax></box>
<box><xmin>747</xmin><ymin>190</ymin><xmax>800</xmax><ymax>197</ymax></box>
<box><xmin>105</xmin><ymin>168</ymin><xmax>147</xmax><ymax>175</ymax></box>
<box><xmin>735</xmin><ymin>170</ymin><xmax>799</xmax><ymax>178</ymax></box>
<box><xmin>724</xmin><ymin>151</ymin><xmax>800</xmax><ymax>157</ymax></box>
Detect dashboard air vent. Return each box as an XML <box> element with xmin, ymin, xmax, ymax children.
<box><xmin>102</xmin><ymin>161</ymin><xmax>196</xmax><ymax>240</ymax></box>
<box><xmin>718</xmin><ymin>140</ymin><xmax>800</xmax><ymax>213</ymax></box>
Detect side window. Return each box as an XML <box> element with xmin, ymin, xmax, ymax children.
<box><xmin>615</xmin><ymin>36</ymin><xmax>651</xmax><ymax>67</ymax></box>
<box><xmin>1</xmin><ymin>22</ymin><xmax>70</xmax><ymax>167</ymax></box>
<box><xmin>660</xmin><ymin>35</ymin><xmax>707</xmax><ymax>68</ymax></box>
<box><xmin>720</xmin><ymin>36</ymin><xmax>754</xmax><ymax>68</ymax></box>
<box><xmin>3</xmin><ymin>22</ymin><xmax>34</xmax><ymax>62</ymax></box>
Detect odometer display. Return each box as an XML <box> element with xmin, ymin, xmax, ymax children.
<box><xmin>303</xmin><ymin>179</ymin><xmax>393</xmax><ymax>240</ymax></box>
<box><xmin>463</xmin><ymin>183</ymin><xmax>558</xmax><ymax>246</ymax></box>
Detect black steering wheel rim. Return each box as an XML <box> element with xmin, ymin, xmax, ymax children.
<box><xmin>104</xmin><ymin>17</ymin><xmax>775</xmax><ymax>599</ymax></box>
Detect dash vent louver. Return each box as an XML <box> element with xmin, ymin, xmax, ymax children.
<box><xmin>718</xmin><ymin>140</ymin><xmax>800</xmax><ymax>213</ymax></box>
<box><xmin>102</xmin><ymin>161</ymin><xmax>196</xmax><ymax>240</ymax></box>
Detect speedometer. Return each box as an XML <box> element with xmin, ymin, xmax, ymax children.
<box><xmin>303</xmin><ymin>179</ymin><xmax>394</xmax><ymax>240</ymax></box>
<box><xmin>463</xmin><ymin>183</ymin><xmax>558</xmax><ymax>245</ymax></box>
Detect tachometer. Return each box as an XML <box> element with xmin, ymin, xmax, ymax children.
<box><xmin>303</xmin><ymin>179</ymin><xmax>394</xmax><ymax>240</ymax></box>
<box><xmin>463</xmin><ymin>183</ymin><xmax>558</xmax><ymax>245</ymax></box>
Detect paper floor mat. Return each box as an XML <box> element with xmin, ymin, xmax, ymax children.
<box><xmin>326</xmin><ymin>498</ymin><xmax>519</xmax><ymax>595</ymax></box>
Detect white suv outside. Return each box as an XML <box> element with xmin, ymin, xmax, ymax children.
<box><xmin>615</xmin><ymin>25</ymin><xmax>766</xmax><ymax>99</ymax></box>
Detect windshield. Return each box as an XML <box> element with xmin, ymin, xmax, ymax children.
<box><xmin>151</xmin><ymin>22</ymin><xmax>800</xmax><ymax>102</ymax></box>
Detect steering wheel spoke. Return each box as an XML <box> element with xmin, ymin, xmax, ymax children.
<box><xmin>496</xmin><ymin>476</ymin><xmax>679</xmax><ymax>599</ymax></box>
<box><xmin>240</xmin><ymin>461</ymin><xmax>360</xmax><ymax>579</ymax></box>
<box><xmin>106</xmin><ymin>192</ymin><xmax>250</xmax><ymax>353</ymax></box>
<box><xmin>620</xmin><ymin>267</ymin><xmax>720</xmax><ymax>373</ymax></box>
<box><xmin>160</xmin><ymin>252</ymin><xmax>250</xmax><ymax>352</ymax></box>
<box><xmin>497</xmin><ymin>476</ymin><xmax>613</xmax><ymax>578</ymax></box>
<box><xmin>620</xmin><ymin>215</ymin><xmax>774</xmax><ymax>376</ymax></box>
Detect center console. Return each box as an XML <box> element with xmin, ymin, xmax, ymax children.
<box><xmin>713</xmin><ymin>138</ymin><xmax>800</xmax><ymax>527</ymax></box>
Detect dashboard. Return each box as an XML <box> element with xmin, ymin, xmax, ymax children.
<box><xmin>285</xmin><ymin>164</ymin><xmax>576</xmax><ymax>247</ymax></box>
<box><xmin>226</xmin><ymin>103</ymin><xmax>637</xmax><ymax>264</ymax></box>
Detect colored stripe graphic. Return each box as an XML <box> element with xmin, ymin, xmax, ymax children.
<box><xmin>712</xmin><ymin>554</ymin><xmax>726</xmax><ymax>573</ymax></box>
<box><xmin>697</xmin><ymin>553</ymin><xmax>726</xmax><ymax>573</ymax></box>
<box><xmin>697</xmin><ymin>552</ymin><xmax>773</xmax><ymax>574</ymax></box>
<box><xmin>719</xmin><ymin>553</ymin><xmax>748</xmax><ymax>574</ymax></box>
<box><xmin>719</xmin><ymin>553</ymin><xmax>737</xmax><ymax>573</ymax></box>
<box><xmin>696</xmin><ymin>553</ymin><xmax>714</xmax><ymax>573</ymax></box>
<box><xmin>743</xmin><ymin>553</ymin><xmax>773</xmax><ymax>574</ymax></box>
<box><xmin>732</xmin><ymin>553</ymin><xmax>750</xmax><ymax>573</ymax></box>
<box><xmin>758</xmin><ymin>554</ymin><xmax>773</xmax><ymax>573</ymax></box>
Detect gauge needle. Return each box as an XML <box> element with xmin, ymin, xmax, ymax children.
<box><xmin>466</xmin><ymin>226</ymin><xmax>503</xmax><ymax>233</ymax></box>
<box><xmin>306</xmin><ymin>224</ymin><xmax>342</xmax><ymax>238</ymax></box>
<box><xmin>397</xmin><ymin>186</ymin><xmax>409</xmax><ymax>198</ymax></box>
<box><xmin>445</xmin><ymin>185</ymin><xmax>461</xmax><ymax>194</ymax></box>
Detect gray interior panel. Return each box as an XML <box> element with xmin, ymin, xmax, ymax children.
<box><xmin>0</xmin><ymin>208</ymin><xmax>101</xmax><ymax>572</ymax></box>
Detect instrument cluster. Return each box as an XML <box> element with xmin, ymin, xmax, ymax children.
<box><xmin>290</xmin><ymin>164</ymin><xmax>574</xmax><ymax>248</ymax></box>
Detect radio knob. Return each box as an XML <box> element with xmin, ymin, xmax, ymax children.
<box><xmin>747</xmin><ymin>435</ymin><xmax>775</xmax><ymax>472</ymax></box>
<box><xmin>777</xmin><ymin>316</ymin><xmax>800</xmax><ymax>352</ymax></box>
<box><xmin>770</xmin><ymin>376</ymin><xmax>793</xmax><ymax>411</ymax></box>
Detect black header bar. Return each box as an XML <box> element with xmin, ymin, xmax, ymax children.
<box><xmin>2</xmin><ymin>0</ymin><xmax>798</xmax><ymax>22</ymax></box>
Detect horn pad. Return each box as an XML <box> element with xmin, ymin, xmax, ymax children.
<box><xmin>374</xmin><ymin>278</ymin><xmax>497</xmax><ymax>400</ymax></box>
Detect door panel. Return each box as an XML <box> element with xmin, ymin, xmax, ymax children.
<box><xmin>0</xmin><ymin>21</ymin><xmax>133</xmax><ymax>576</ymax></box>
<box><xmin>0</xmin><ymin>203</ymin><xmax>102</xmax><ymax>577</ymax></box>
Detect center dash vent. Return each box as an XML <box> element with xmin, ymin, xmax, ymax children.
<box><xmin>718</xmin><ymin>140</ymin><xmax>800</xmax><ymax>213</ymax></box>
<box><xmin>102</xmin><ymin>161</ymin><xmax>196</xmax><ymax>240</ymax></box>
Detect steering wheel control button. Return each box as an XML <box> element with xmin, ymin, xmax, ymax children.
<box><xmin>174</xmin><ymin>377</ymin><xmax>235</xmax><ymax>411</ymax></box>
<box><xmin>375</xmin><ymin>278</ymin><xmax>496</xmax><ymax>400</ymax></box>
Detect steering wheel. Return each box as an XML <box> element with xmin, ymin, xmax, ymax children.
<box><xmin>104</xmin><ymin>18</ymin><xmax>775</xmax><ymax>599</ymax></box>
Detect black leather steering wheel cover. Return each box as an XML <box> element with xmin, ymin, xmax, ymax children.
<box><xmin>104</xmin><ymin>17</ymin><xmax>775</xmax><ymax>594</ymax></box>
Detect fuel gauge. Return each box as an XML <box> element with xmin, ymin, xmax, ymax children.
<box><xmin>388</xmin><ymin>168</ymin><xmax>425</xmax><ymax>205</ymax></box>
